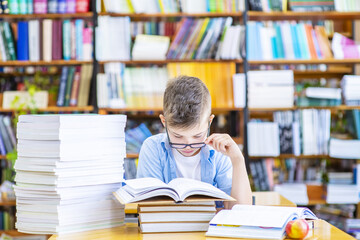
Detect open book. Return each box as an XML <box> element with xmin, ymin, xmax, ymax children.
<box><xmin>113</xmin><ymin>177</ymin><xmax>234</xmax><ymax>204</ymax></box>
<box><xmin>206</xmin><ymin>205</ymin><xmax>317</xmax><ymax>239</ymax></box>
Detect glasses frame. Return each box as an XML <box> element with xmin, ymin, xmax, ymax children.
<box><xmin>165</xmin><ymin>122</ymin><xmax>211</xmax><ymax>149</ymax></box>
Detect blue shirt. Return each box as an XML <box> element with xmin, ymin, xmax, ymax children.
<box><xmin>136</xmin><ymin>133</ymin><xmax>233</xmax><ymax>206</ymax></box>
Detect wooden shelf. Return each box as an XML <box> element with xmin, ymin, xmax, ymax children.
<box><xmin>249</xmin><ymin>105</ymin><xmax>360</xmax><ymax>112</ymax></box>
<box><xmin>0</xmin><ymin>200</ymin><xmax>16</xmax><ymax>207</ymax></box>
<box><xmin>126</xmin><ymin>153</ymin><xmax>139</xmax><ymax>159</ymax></box>
<box><xmin>98</xmin><ymin>59</ymin><xmax>243</xmax><ymax>65</ymax></box>
<box><xmin>100</xmin><ymin>107</ymin><xmax>243</xmax><ymax>114</ymax></box>
<box><xmin>0</xmin><ymin>106</ymin><xmax>94</xmax><ymax>113</ymax></box>
<box><xmin>293</xmin><ymin>69</ymin><xmax>353</xmax><ymax>79</ymax></box>
<box><xmin>98</xmin><ymin>12</ymin><xmax>243</xmax><ymax>18</ymax></box>
<box><xmin>248</xmin><ymin>59</ymin><xmax>360</xmax><ymax>65</ymax></box>
<box><xmin>250</xmin><ymin>154</ymin><xmax>330</xmax><ymax>159</ymax></box>
<box><xmin>0</xmin><ymin>13</ymin><xmax>93</xmax><ymax>19</ymax></box>
<box><xmin>0</xmin><ymin>60</ymin><xmax>92</xmax><ymax>66</ymax></box>
<box><xmin>248</xmin><ymin>11</ymin><xmax>360</xmax><ymax>21</ymax></box>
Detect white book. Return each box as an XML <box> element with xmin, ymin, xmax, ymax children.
<box><xmin>18</xmin><ymin>114</ymin><xmax>126</xmax><ymax>124</ymax></box>
<box><xmin>139</xmin><ymin>212</ymin><xmax>215</xmax><ymax>223</ymax></box>
<box><xmin>232</xmin><ymin>73</ymin><xmax>245</xmax><ymax>108</ymax></box>
<box><xmin>206</xmin><ymin>205</ymin><xmax>317</xmax><ymax>239</ymax></box>
<box><xmin>140</xmin><ymin>222</ymin><xmax>209</xmax><ymax>233</ymax></box>
<box><xmin>114</xmin><ymin>177</ymin><xmax>234</xmax><ymax>204</ymax></box>
<box><xmin>305</xmin><ymin>87</ymin><xmax>341</xmax><ymax>99</ymax></box>
<box><xmin>28</xmin><ymin>20</ymin><xmax>40</xmax><ymax>61</ymax></box>
<box><xmin>139</xmin><ymin>205</ymin><xmax>216</xmax><ymax>212</ymax></box>
<box><xmin>42</xmin><ymin>19</ymin><xmax>52</xmax><ymax>62</ymax></box>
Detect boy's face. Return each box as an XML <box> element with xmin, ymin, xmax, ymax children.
<box><xmin>161</xmin><ymin>114</ymin><xmax>213</xmax><ymax>157</ymax></box>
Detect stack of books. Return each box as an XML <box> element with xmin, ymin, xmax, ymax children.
<box><xmin>297</xmin><ymin>87</ymin><xmax>342</xmax><ymax>107</ymax></box>
<box><xmin>326</xmin><ymin>184</ymin><xmax>358</xmax><ymax>204</ymax></box>
<box><xmin>289</xmin><ymin>0</ymin><xmax>335</xmax><ymax>12</ymax></box>
<box><xmin>345</xmin><ymin>218</ymin><xmax>360</xmax><ymax>238</ymax></box>
<box><xmin>334</xmin><ymin>0</ymin><xmax>360</xmax><ymax>12</ymax></box>
<box><xmin>342</xmin><ymin>75</ymin><xmax>360</xmax><ymax>106</ymax></box>
<box><xmin>329</xmin><ymin>138</ymin><xmax>360</xmax><ymax>159</ymax></box>
<box><xmin>114</xmin><ymin>177</ymin><xmax>234</xmax><ymax>233</ymax></box>
<box><xmin>138</xmin><ymin>202</ymin><xmax>216</xmax><ymax>233</ymax></box>
<box><xmin>14</xmin><ymin>114</ymin><xmax>127</xmax><ymax>235</ymax></box>
<box><xmin>274</xmin><ymin>183</ymin><xmax>309</xmax><ymax>205</ymax></box>
<box><xmin>5</xmin><ymin>0</ymin><xmax>90</xmax><ymax>14</ymax></box>
<box><xmin>247</xmin><ymin>70</ymin><xmax>294</xmax><ymax>108</ymax></box>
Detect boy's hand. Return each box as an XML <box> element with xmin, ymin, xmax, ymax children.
<box><xmin>205</xmin><ymin>134</ymin><xmax>244</xmax><ymax>164</ymax></box>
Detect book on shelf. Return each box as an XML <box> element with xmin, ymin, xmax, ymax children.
<box><xmin>96</xmin><ymin>16</ymin><xmax>131</xmax><ymax>61</ymax></box>
<box><xmin>274</xmin><ymin>183</ymin><xmax>309</xmax><ymax>205</ymax></box>
<box><xmin>113</xmin><ymin>177</ymin><xmax>234</xmax><ymax>204</ymax></box>
<box><xmin>15</xmin><ymin>114</ymin><xmax>127</xmax><ymax>235</ymax></box>
<box><xmin>206</xmin><ymin>205</ymin><xmax>317</xmax><ymax>239</ymax></box>
<box><xmin>334</xmin><ymin>0</ymin><xmax>360</xmax><ymax>12</ymax></box>
<box><xmin>232</xmin><ymin>73</ymin><xmax>245</xmax><ymax>108</ymax></box>
<box><xmin>329</xmin><ymin>138</ymin><xmax>360</xmax><ymax>159</ymax></box>
<box><xmin>97</xmin><ymin>62</ymin><xmax>236</xmax><ymax>109</ymax></box>
<box><xmin>289</xmin><ymin>0</ymin><xmax>335</xmax><ymax>12</ymax></box>
<box><xmin>98</xmin><ymin>0</ymin><xmax>243</xmax><ymax>14</ymax></box>
<box><xmin>342</xmin><ymin>75</ymin><xmax>360</xmax><ymax>106</ymax></box>
<box><xmin>139</xmin><ymin>201</ymin><xmax>216</xmax><ymax>233</ymax></box>
<box><xmin>248</xmin><ymin>70</ymin><xmax>294</xmax><ymax>108</ymax></box>
<box><xmin>5</xmin><ymin>0</ymin><xmax>90</xmax><ymax>14</ymax></box>
<box><xmin>332</xmin><ymin>33</ymin><xmax>360</xmax><ymax>59</ymax></box>
<box><xmin>247</xmin><ymin>22</ymin><xmax>333</xmax><ymax>60</ymax></box>
<box><xmin>326</xmin><ymin>184</ymin><xmax>359</xmax><ymax>204</ymax></box>
<box><xmin>132</xmin><ymin>34</ymin><xmax>170</xmax><ymax>61</ymax></box>
<box><xmin>249</xmin><ymin>0</ymin><xmax>287</xmax><ymax>12</ymax></box>
<box><xmin>0</xmin><ymin>19</ymin><xmax>93</xmax><ymax>62</ymax></box>
<box><xmin>0</xmin><ymin>115</ymin><xmax>16</xmax><ymax>155</ymax></box>
<box><xmin>248</xmin><ymin>121</ymin><xmax>280</xmax><ymax>157</ymax></box>
<box><xmin>296</xmin><ymin>85</ymin><xmax>342</xmax><ymax>107</ymax></box>
<box><xmin>130</xmin><ymin>21</ymin><xmax>177</xmax><ymax>37</ymax></box>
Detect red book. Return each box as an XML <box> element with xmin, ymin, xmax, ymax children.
<box><xmin>76</xmin><ymin>0</ymin><xmax>89</xmax><ymax>13</ymax></box>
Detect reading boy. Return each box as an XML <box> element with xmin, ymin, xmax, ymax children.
<box><xmin>137</xmin><ymin>76</ymin><xmax>252</xmax><ymax>208</ymax></box>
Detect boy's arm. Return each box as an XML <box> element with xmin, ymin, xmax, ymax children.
<box><xmin>205</xmin><ymin>134</ymin><xmax>252</xmax><ymax>208</ymax></box>
<box><xmin>136</xmin><ymin>138</ymin><xmax>165</xmax><ymax>181</ymax></box>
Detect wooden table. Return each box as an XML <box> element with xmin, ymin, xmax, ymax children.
<box><xmin>49</xmin><ymin>221</ymin><xmax>355</xmax><ymax>240</ymax></box>
<box><xmin>124</xmin><ymin>191</ymin><xmax>296</xmax><ymax>214</ymax></box>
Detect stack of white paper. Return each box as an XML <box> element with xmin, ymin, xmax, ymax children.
<box><xmin>329</xmin><ymin>138</ymin><xmax>360</xmax><ymax>159</ymax></box>
<box><xmin>342</xmin><ymin>75</ymin><xmax>360</xmax><ymax>106</ymax></box>
<box><xmin>326</xmin><ymin>184</ymin><xmax>359</xmax><ymax>204</ymax></box>
<box><xmin>14</xmin><ymin>114</ymin><xmax>127</xmax><ymax>235</ymax></box>
<box><xmin>248</xmin><ymin>70</ymin><xmax>294</xmax><ymax>108</ymax></box>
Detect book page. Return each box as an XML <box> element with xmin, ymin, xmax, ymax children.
<box><xmin>124</xmin><ymin>178</ymin><xmax>170</xmax><ymax>194</ymax></box>
<box><xmin>168</xmin><ymin>178</ymin><xmax>232</xmax><ymax>201</ymax></box>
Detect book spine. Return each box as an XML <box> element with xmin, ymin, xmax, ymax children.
<box><xmin>42</xmin><ymin>19</ymin><xmax>52</xmax><ymax>61</ymax></box>
<box><xmin>0</xmin><ymin>134</ymin><xmax>7</xmax><ymax>155</ymax></box>
<box><xmin>3</xmin><ymin>22</ymin><xmax>16</xmax><ymax>60</ymax></box>
<box><xmin>18</xmin><ymin>0</ymin><xmax>26</xmax><ymax>13</ymax></box>
<box><xmin>33</xmin><ymin>0</ymin><xmax>47</xmax><ymax>13</ymax></box>
<box><xmin>66</xmin><ymin>0</ymin><xmax>75</xmax><ymax>13</ymax></box>
<box><xmin>51</xmin><ymin>20</ymin><xmax>58</xmax><ymax>60</ymax></box>
<box><xmin>75</xmin><ymin>0</ymin><xmax>89</xmax><ymax>12</ymax></box>
<box><xmin>75</xmin><ymin>19</ymin><xmax>83</xmax><ymax>60</ymax></box>
<box><xmin>16</xmin><ymin>21</ymin><xmax>29</xmax><ymax>60</ymax></box>
<box><xmin>57</xmin><ymin>0</ymin><xmax>66</xmax><ymax>13</ymax></box>
<box><xmin>69</xmin><ymin>66</ymin><xmax>81</xmax><ymax>106</ymax></box>
<box><xmin>2</xmin><ymin>116</ymin><xmax>16</xmax><ymax>149</ymax></box>
<box><xmin>62</xmin><ymin>19</ymin><xmax>71</xmax><ymax>60</ymax></box>
<box><xmin>26</xmin><ymin>0</ymin><xmax>33</xmax><ymax>14</ymax></box>
<box><xmin>48</xmin><ymin>0</ymin><xmax>57</xmax><ymax>13</ymax></box>
<box><xmin>0</xmin><ymin>23</ymin><xmax>10</xmax><ymax>61</ymax></box>
<box><xmin>2</xmin><ymin>0</ymin><xmax>10</xmax><ymax>14</ymax></box>
<box><xmin>82</xmin><ymin>27</ymin><xmax>92</xmax><ymax>60</ymax></box>
<box><xmin>70</xmin><ymin>20</ymin><xmax>76</xmax><ymax>59</ymax></box>
<box><xmin>64</xmin><ymin>66</ymin><xmax>75</xmax><ymax>106</ymax></box>
<box><xmin>8</xmin><ymin>0</ymin><xmax>19</xmax><ymax>14</ymax></box>
<box><xmin>57</xmin><ymin>66</ymin><xmax>68</xmax><ymax>106</ymax></box>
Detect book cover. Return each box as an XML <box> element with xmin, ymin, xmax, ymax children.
<box><xmin>17</xmin><ymin>21</ymin><xmax>29</xmax><ymax>61</ymax></box>
<box><xmin>75</xmin><ymin>19</ymin><xmax>84</xmax><ymax>60</ymax></box>
<box><xmin>57</xmin><ymin>0</ymin><xmax>66</xmax><ymax>13</ymax></box>
<box><xmin>64</xmin><ymin>66</ymin><xmax>76</xmax><ymax>106</ymax></box>
<box><xmin>82</xmin><ymin>27</ymin><xmax>92</xmax><ymax>60</ymax></box>
<box><xmin>57</xmin><ymin>66</ymin><xmax>69</xmax><ymax>106</ymax></box>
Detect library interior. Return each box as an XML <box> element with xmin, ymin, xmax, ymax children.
<box><xmin>0</xmin><ymin>0</ymin><xmax>360</xmax><ymax>239</ymax></box>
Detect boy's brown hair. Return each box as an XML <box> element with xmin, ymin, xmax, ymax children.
<box><xmin>163</xmin><ymin>75</ymin><xmax>211</xmax><ymax>129</ymax></box>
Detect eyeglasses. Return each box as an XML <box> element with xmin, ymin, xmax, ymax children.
<box><xmin>165</xmin><ymin>123</ymin><xmax>211</xmax><ymax>149</ymax></box>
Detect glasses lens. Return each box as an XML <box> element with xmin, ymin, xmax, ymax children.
<box><xmin>190</xmin><ymin>143</ymin><xmax>206</xmax><ymax>148</ymax></box>
<box><xmin>170</xmin><ymin>143</ymin><xmax>187</xmax><ymax>149</ymax></box>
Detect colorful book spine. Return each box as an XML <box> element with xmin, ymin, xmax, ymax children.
<box><xmin>57</xmin><ymin>66</ymin><xmax>69</xmax><ymax>106</ymax></box>
<box><xmin>33</xmin><ymin>0</ymin><xmax>47</xmax><ymax>13</ymax></box>
<box><xmin>57</xmin><ymin>0</ymin><xmax>66</xmax><ymax>13</ymax></box>
<box><xmin>2</xmin><ymin>0</ymin><xmax>10</xmax><ymax>14</ymax></box>
<box><xmin>69</xmin><ymin>66</ymin><xmax>81</xmax><ymax>106</ymax></box>
<box><xmin>18</xmin><ymin>0</ymin><xmax>26</xmax><ymax>13</ymax></box>
<box><xmin>2</xmin><ymin>22</ymin><xmax>16</xmax><ymax>60</ymax></box>
<box><xmin>62</xmin><ymin>20</ymin><xmax>71</xmax><ymax>60</ymax></box>
<box><xmin>75</xmin><ymin>0</ymin><xmax>89</xmax><ymax>12</ymax></box>
<box><xmin>66</xmin><ymin>0</ymin><xmax>75</xmax><ymax>13</ymax></box>
<box><xmin>8</xmin><ymin>0</ymin><xmax>19</xmax><ymax>14</ymax></box>
<box><xmin>82</xmin><ymin>27</ymin><xmax>92</xmax><ymax>60</ymax></box>
<box><xmin>27</xmin><ymin>0</ymin><xmax>33</xmax><ymax>13</ymax></box>
<box><xmin>48</xmin><ymin>0</ymin><xmax>57</xmax><ymax>13</ymax></box>
<box><xmin>64</xmin><ymin>66</ymin><xmax>75</xmax><ymax>106</ymax></box>
<box><xmin>75</xmin><ymin>19</ymin><xmax>83</xmax><ymax>60</ymax></box>
<box><xmin>70</xmin><ymin>20</ymin><xmax>76</xmax><ymax>59</ymax></box>
<box><xmin>17</xmin><ymin>21</ymin><xmax>29</xmax><ymax>60</ymax></box>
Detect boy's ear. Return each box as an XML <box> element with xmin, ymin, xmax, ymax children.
<box><xmin>159</xmin><ymin>114</ymin><xmax>166</xmax><ymax>127</ymax></box>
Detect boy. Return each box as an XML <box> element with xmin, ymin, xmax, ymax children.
<box><xmin>137</xmin><ymin>76</ymin><xmax>252</xmax><ymax>208</ymax></box>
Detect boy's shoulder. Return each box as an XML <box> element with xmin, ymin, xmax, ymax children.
<box><xmin>143</xmin><ymin>133</ymin><xmax>167</xmax><ymax>148</ymax></box>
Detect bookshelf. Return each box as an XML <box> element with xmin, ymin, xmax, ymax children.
<box><xmin>248</xmin><ymin>11</ymin><xmax>360</xmax><ymax>20</ymax></box>
<box><xmin>98</xmin><ymin>59</ymin><xmax>244</xmax><ymax>65</ymax></box>
<box><xmin>98</xmin><ymin>12</ymin><xmax>243</xmax><ymax>18</ymax></box>
<box><xmin>0</xmin><ymin>61</ymin><xmax>93</xmax><ymax>66</ymax></box>
<box><xmin>0</xmin><ymin>13</ymin><xmax>93</xmax><ymax>19</ymax></box>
